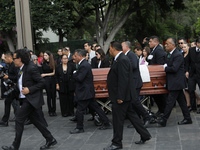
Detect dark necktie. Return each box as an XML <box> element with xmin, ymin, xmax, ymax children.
<box><xmin>167</xmin><ymin>53</ymin><xmax>171</xmax><ymax>59</ymax></box>
<box><xmin>76</xmin><ymin>64</ymin><xmax>79</xmax><ymax>69</ymax></box>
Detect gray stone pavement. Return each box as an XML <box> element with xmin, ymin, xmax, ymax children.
<box><xmin>0</xmin><ymin>92</ymin><xmax>200</xmax><ymax>150</ymax></box>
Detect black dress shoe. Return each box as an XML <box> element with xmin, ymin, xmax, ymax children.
<box><xmin>70</xmin><ymin>128</ymin><xmax>84</xmax><ymax>134</ymax></box>
<box><xmin>0</xmin><ymin>121</ymin><xmax>8</xmax><ymax>127</ymax></box>
<box><xmin>135</xmin><ymin>137</ymin><xmax>151</xmax><ymax>144</ymax></box>
<box><xmin>40</xmin><ymin>138</ymin><xmax>57</xmax><ymax>150</ymax></box>
<box><xmin>2</xmin><ymin>145</ymin><xmax>18</xmax><ymax>150</ymax></box>
<box><xmin>127</xmin><ymin>124</ymin><xmax>134</xmax><ymax>128</ymax></box>
<box><xmin>156</xmin><ymin>118</ymin><xmax>166</xmax><ymax>127</ymax></box>
<box><xmin>49</xmin><ymin>112</ymin><xmax>53</xmax><ymax>117</ymax></box>
<box><xmin>197</xmin><ymin>109</ymin><xmax>200</xmax><ymax>114</ymax></box>
<box><xmin>70</xmin><ymin>116</ymin><xmax>77</xmax><ymax>122</ymax></box>
<box><xmin>103</xmin><ymin>144</ymin><xmax>122</xmax><ymax>150</ymax></box>
<box><xmin>178</xmin><ymin>119</ymin><xmax>192</xmax><ymax>125</ymax></box>
<box><xmin>144</xmin><ymin>120</ymin><xmax>150</xmax><ymax>128</ymax></box>
<box><xmin>99</xmin><ymin>122</ymin><xmax>112</xmax><ymax>130</ymax></box>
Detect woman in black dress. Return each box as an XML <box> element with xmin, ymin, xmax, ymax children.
<box><xmin>55</xmin><ymin>54</ymin><xmax>76</xmax><ymax>117</ymax></box>
<box><xmin>41</xmin><ymin>51</ymin><xmax>57</xmax><ymax>116</ymax></box>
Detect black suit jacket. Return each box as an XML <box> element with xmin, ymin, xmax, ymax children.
<box><xmin>126</xmin><ymin>51</ymin><xmax>143</xmax><ymax>88</ymax></box>
<box><xmin>186</xmin><ymin>47</ymin><xmax>200</xmax><ymax>78</ymax></box>
<box><xmin>147</xmin><ymin>44</ymin><xmax>166</xmax><ymax>65</ymax></box>
<box><xmin>165</xmin><ymin>49</ymin><xmax>186</xmax><ymax>90</ymax></box>
<box><xmin>55</xmin><ymin>63</ymin><xmax>76</xmax><ymax>93</ymax></box>
<box><xmin>107</xmin><ymin>53</ymin><xmax>137</xmax><ymax>104</ymax></box>
<box><xmin>73</xmin><ymin>59</ymin><xmax>95</xmax><ymax>101</ymax></box>
<box><xmin>8</xmin><ymin>61</ymin><xmax>18</xmax><ymax>83</ymax></box>
<box><xmin>91</xmin><ymin>56</ymin><xmax>110</xmax><ymax>68</ymax></box>
<box><xmin>68</xmin><ymin>53</ymin><xmax>73</xmax><ymax>61</ymax></box>
<box><xmin>21</xmin><ymin>62</ymin><xmax>45</xmax><ymax>109</ymax></box>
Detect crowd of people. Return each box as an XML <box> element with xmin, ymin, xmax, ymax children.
<box><xmin>0</xmin><ymin>36</ymin><xmax>200</xmax><ymax>149</ymax></box>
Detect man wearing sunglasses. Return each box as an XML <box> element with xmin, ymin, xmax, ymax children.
<box><xmin>178</xmin><ymin>37</ymin><xmax>186</xmax><ymax>53</ymax></box>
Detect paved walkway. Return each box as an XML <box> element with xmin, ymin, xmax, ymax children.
<box><xmin>0</xmin><ymin>94</ymin><xmax>200</xmax><ymax>150</ymax></box>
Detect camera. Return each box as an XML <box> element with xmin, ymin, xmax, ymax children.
<box><xmin>3</xmin><ymin>79</ymin><xmax>17</xmax><ymax>96</ymax></box>
<box><xmin>0</xmin><ymin>66</ymin><xmax>7</xmax><ymax>79</ymax></box>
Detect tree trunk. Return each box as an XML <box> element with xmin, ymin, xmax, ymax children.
<box><xmin>5</xmin><ymin>32</ymin><xmax>15</xmax><ymax>52</ymax></box>
<box><xmin>58</xmin><ymin>29</ymin><xmax>64</xmax><ymax>48</ymax></box>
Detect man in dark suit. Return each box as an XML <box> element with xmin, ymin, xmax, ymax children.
<box><xmin>70</xmin><ymin>49</ymin><xmax>111</xmax><ymax>134</ymax></box>
<box><xmin>64</xmin><ymin>47</ymin><xmax>73</xmax><ymax>61</ymax></box>
<box><xmin>0</xmin><ymin>51</ymin><xmax>19</xmax><ymax>127</ymax></box>
<box><xmin>156</xmin><ymin>37</ymin><xmax>192</xmax><ymax>127</ymax></box>
<box><xmin>122</xmin><ymin>41</ymin><xmax>150</xmax><ymax>128</ymax></box>
<box><xmin>104</xmin><ymin>41</ymin><xmax>151</xmax><ymax>150</ymax></box>
<box><xmin>2</xmin><ymin>49</ymin><xmax>57</xmax><ymax>150</ymax></box>
<box><xmin>186</xmin><ymin>37</ymin><xmax>200</xmax><ymax>112</ymax></box>
<box><xmin>147</xmin><ymin>36</ymin><xmax>167</xmax><ymax>116</ymax></box>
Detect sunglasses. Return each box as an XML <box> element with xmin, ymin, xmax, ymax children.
<box><xmin>178</xmin><ymin>42</ymin><xmax>183</xmax><ymax>44</ymax></box>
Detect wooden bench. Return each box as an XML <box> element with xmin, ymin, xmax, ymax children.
<box><xmin>92</xmin><ymin>65</ymin><xmax>169</xmax><ymax>112</ymax></box>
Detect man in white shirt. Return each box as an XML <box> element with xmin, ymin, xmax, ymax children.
<box><xmin>84</xmin><ymin>42</ymin><xmax>95</xmax><ymax>64</ymax></box>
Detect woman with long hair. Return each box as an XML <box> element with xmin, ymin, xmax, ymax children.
<box><xmin>55</xmin><ymin>54</ymin><xmax>76</xmax><ymax>117</ymax></box>
<box><xmin>41</xmin><ymin>51</ymin><xmax>57</xmax><ymax>116</ymax></box>
<box><xmin>92</xmin><ymin>49</ymin><xmax>110</xmax><ymax>68</ymax></box>
<box><xmin>140</xmin><ymin>47</ymin><xmax>150</xmax><ymax>65</ymax></box>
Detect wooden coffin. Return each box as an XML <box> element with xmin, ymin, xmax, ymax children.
<box><xmin>140</xmin><ymin>65</ymin><xmax>169</xmax><ymax>95</ymax></box>
<box><xmin>92</xmin><ymin>65</ymin><xmax>168</xmax><ymax>99</ymax></box>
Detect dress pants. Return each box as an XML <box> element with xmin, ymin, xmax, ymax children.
<box><xmin>162</xmin><ymin>90</ymin><xmax>191</xmax><ymax>121</ymax></box>
<box><xmin>76</xmin><ymin>98</ymin><xmax>109</xmax><ymax>129</ymax></box>
<box><xmin>13</xmin><ymin>99</ymin><xmax>53</xmax><ymax>149</ymax></box>
<box><xmin>44</xmin><ymin>77</ymin><xmax>56</xmax><ymax>113</ymax></box>
<box><xmin>58</xmin><ymin>92</ymin><xmax>74</xmax><ymax>116</ymax></box>
<box><xmin>2</xmin><ymin>94</ymin><xmax>19</xmax><ymax>122</ymax></box>
<box><xmin>188</xmin><ymin>75</ymin><xmax>200</xmax><ymax>110</ymax></box>
<box><xmin>112</xmin><ymin>101</ymin><xmax>151</xmax><ymax>147</ymax></box>
<box><xmin>132</xmin><ymin>88</ymin><xmax>150</xmax><ymax>121</ymax></box>
<box><xmin>152</xmin><ymin>94</ymin><xmax>167</xmax><ymax>113</ymax></box>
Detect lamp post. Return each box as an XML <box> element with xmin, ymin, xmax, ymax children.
<box><xmin>15</xmin><ymin>0</ymin><xmax>33</xmax><ymax>50</ymax></box>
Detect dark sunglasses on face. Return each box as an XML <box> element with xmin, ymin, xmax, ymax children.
<box><xmin>179</xmin><ymin>42</ymin><xmax>183</xmax><ymax>44</ymax></box>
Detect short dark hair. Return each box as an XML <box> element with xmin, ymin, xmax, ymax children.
<box><xmin>75</xmin><ymin>49</ymin><xmax>86</xmax><ymax>57</ymax></box>
<box><xmin>85</xmin><ymin>42</ymin><xmax>92</xmax><ymax>47</ymax></box>
<box><xmin>168</xmin><ymin>37</ymin><xmax>177</xmax><ymax>46</ymax></box>
<box><xmin>110</xmin><ymin>41</ymin><xmax>122</xmax><ymax>51</ymax></box>
<box><xmin>150</xmin><ymin>36</ymin><xmax>160</xmax><ymax>43</ymax></box>
<box><xmin>134</xmin><ymin>45</ymin><xmax>142</xmax><ymax>51</ymax></box>
<box><xmin>15</xmin><ymin>49</ymin><xmax>30</xmax><ymax>65</ymax></box>
<box><xmin>5</xmin><ymin>51</ymin><xmax>13</xmax><ymax>58</ymax></box>
<box><xmin>179</xmin><ymin>37</ymin><xmax>186</xmax><ymax>42</ymax></box>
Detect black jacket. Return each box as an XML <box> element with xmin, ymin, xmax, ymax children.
<box><xmin>20</xmin><ymin>62</ymin><xmax>45</xmax><ymax>109</ymax></box>
<box><xmin>126</xmin><ymin>51</ymin><xmax>143</xmax><ymax>88</ymax></box>
<box><xmin>73</xmin><ymin>59</ymin><xmax>95</xmax><ymax>101</ymax></box>
<box><xmin>147</xmin><ymin>44</ymin><xmax>166</xmax><ymax>65</ymax></box>
<box><xmin>55</xmin><ymin>63</ymin><xmax>76</xmax><ymax>93</ymax></box>
<box><xmin>107</xmin><ymin>53</ymin><xmax>137</xmax><ymax>104</ymax></box>
<box><xmin>165</xmin><ymin>49</ymin><xmax>186</xmax><ymax>90</ymax></box>
<box><xmin>186</xmin><ymin>46</ymin><xmax>200</xmax><ymax>78</ymax></box>
<box><xmin>91</xmin><ymin>56</ymin><xmax>110</xmax><ymax>68</ymax></box>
